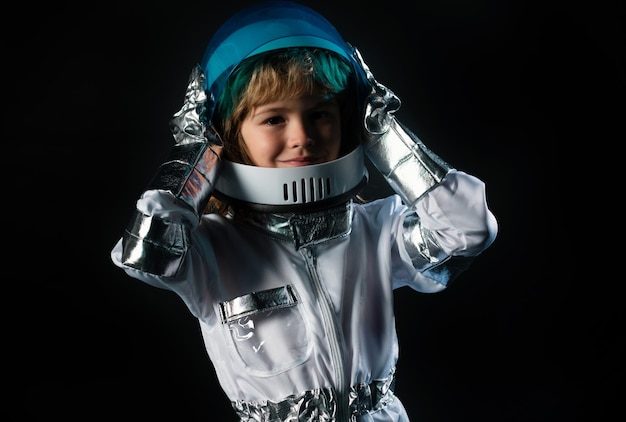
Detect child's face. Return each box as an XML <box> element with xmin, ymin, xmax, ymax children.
<box><xmin>240</xmin><ymin>94</ymin><xmax>342</xmax><ymax>168</ymax></box>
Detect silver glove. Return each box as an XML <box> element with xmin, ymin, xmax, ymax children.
<box><xmin>148</xmin><ymin>65</ymin><xmax>223</xmax><ymax>218</ymax></box>
<box><xmin>353</xmin><ymin>47</ymin><xmax>452</xmax><ymax>206</ymax></box>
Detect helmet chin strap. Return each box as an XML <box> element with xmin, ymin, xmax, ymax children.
<box><xmin>213</xmin><ymin>146</ymin><xmax>368</xmax><ymax>213</ymax></box>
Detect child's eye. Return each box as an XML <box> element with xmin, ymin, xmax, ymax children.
<box><xmin>264</xmin><ymin>116</ymin><xmax>284</xmax><ymax>125</ymax></box>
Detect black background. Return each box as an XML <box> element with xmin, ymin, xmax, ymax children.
<box><xmin>10</xmin><ymin>0</ymin><xmax>623</xmax><ymax>420</ymax></box>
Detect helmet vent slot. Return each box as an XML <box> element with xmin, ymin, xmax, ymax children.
<box><xmin>283</xmin><ymin>177</ymin><xmax>331</xmax><ymax>203</ymax></box>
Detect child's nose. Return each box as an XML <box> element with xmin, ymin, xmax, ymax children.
<box><xmin>288</xmin><ymin>120</ymin><xmax>313</xmax><ymax>147</ymax></box>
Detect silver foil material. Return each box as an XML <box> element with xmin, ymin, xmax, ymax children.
<box><xmin>365</xmin><ymin>118</ymin><xmax>452</xmax><ymax>207</ymax></box>
<box><xmin>147</xmin><ymin>141</ymin><xmax>222</xmax><ymax>216</ymax></box>
<box><xmin>402</xmin><ymin>212</ymin><xmax>475</xmax><ymax>284</ymax></box>
<box><xmin>121</xmin><ymin>211</ymin><xmax>189</xmax><ymax>277</ymax></box>
<box><xmin>401</xmin><ymin>212</ymin><xmax>448</xmax><ymax>272</ymax></box>
<box><xmin>122</xmin><ymin>67</ymin><xmax>224</xmax><ymax>277</ymax></box>
<box><xmin>353</xmin><ymin>46</ymin><xmax>452</xmax><ymax>206</ymax></box>
<box><xmin>219</xmin><ymin>285</ymin><xmax>300</xmax><ymax>323</ymax></box>
<box><xmin>149</xmin><ymin>65</ymin><xmax>223</xmax><ymax>217</ymax></box>
<box><xmin>231</xmin><ymin>368</ymin><xmax>396</xmax><ymax>421</ymax></box>
<box><xmin>169</xmin><ymin>65</ymin><xmax>214</xmax><ymax>146</ymax></box>
<box><xmin>238</xmin><ymin>202</ymin><xmax>353</xmax><ymax>250</ymax></box>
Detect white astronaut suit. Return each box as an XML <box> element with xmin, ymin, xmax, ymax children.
<box><xmin>111</xmin><ymin>2</ymin><xmax>498</xmax><ymax>421</ymax></box>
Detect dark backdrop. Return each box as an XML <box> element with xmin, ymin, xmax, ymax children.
<box><xmin>10</xmin><ymin>0</ymin><xmax>623</xmax><ymax>420</ymax></box>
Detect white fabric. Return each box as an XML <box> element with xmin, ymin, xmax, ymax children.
<box><xmin>111</xmin><ymin>170</ymin><xmax>497</xmax><ymax>421</ymax></box>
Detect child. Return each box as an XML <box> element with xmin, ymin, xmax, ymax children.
<box><xmin>110</xmin><ymin>1</ymin><xmax>498</xmax><ymax>420</ymax></box>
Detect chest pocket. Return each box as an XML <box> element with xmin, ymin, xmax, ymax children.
<box><xmin>219</xmin><ymin>284</ymin><xmax>311</xmax><ymax>376</ymax></box>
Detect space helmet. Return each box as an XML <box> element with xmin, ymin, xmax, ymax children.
<box><xmin>201</xmin><ymin>1</ymin><xmax>370</xmax><ymax>212</ymax></box>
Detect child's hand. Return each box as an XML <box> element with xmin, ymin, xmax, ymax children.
<box><xmin>352</xmin><ymin>47</ymin><xmax>401</xmax><ymax>136</ymax></box>
<box><xmin>144</xmin><ymin>65</ymin><xmax>224</xmax><ymax>217</ymax></box>
<box><xmin>169</xmin><ymin>65</ymin><xmax>222</xmax><ymax>147</ymax></box>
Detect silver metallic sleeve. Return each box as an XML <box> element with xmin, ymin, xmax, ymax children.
<box><xmin>353</xmin><ymin>46</ymin><xmax>453</xmax><ymax>206</ymax></box>
<box><xmin>372</xmin><ymin>125</ymin><xmax>472</xmax><ymax>285</ymax></box>
<box><xmin>401</xmin><ymin>212</ymin><xmax>474</xmax><ymax>286</ymax></box>
<box><xmin>120</xmin><ymin>65</ymin><xmax>222</xmax><ymax>277</ymax></box>
<box><xmin>121</xmin><ymin>210</ymin><xmax>190</xmax><ymax>277</ymax></box>
<box><xmin>354</xmin><ymin>47</ymin><xmax>470</xmax><ymax>284</ymax></box>
<box><xmin>365</xmin><ymin>117</ymin><xmax>452</xmax><ymax>207</ymax></box>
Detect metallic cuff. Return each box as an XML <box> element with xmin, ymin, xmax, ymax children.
<box><xmin>147</xmin><ymin>141</ymin><xmax>222</xmax><ymax>217</ymax></box>
<box><xmin>365</xmin><ymin>117</ymin><xmax>453</xmax><ymax>206</ymax></box>
<box><xmin>403</xmin><ymin>212</ymin><xmax>474</xmax><ymax>285</ymax></box>
<box><xmin>121</xmin><ymin>210</ymin><xmax>190</xmax><ymax>277</ymax></box>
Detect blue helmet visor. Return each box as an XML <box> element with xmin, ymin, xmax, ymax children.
<box><xmin>200</xmin><ymin>1</ymin><xmax>368</xmax><ymax>120</ymax></box>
